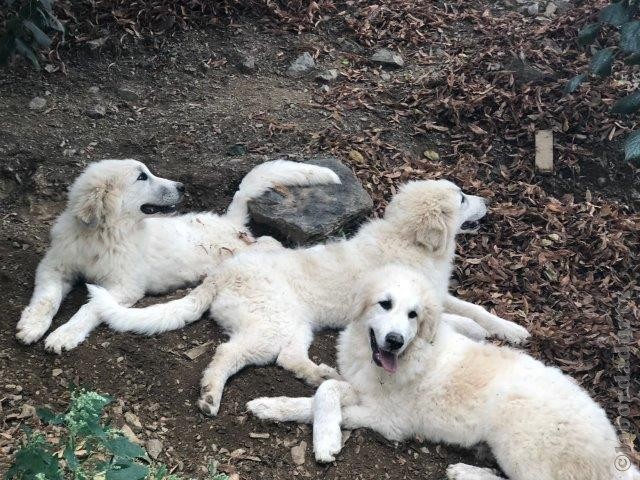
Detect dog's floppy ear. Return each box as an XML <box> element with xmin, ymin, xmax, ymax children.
<box><xmin>417</xmin><ymin>291</ymin><xmax>442</xmax><ymax>342</ymax></box>
<box><xmin>71</xmin><ymin>179</ymin><xmax>120</xmax><ymax>227</ymax></box>
<box><xmin>415</xmin><ymin>214</ymin><xmax>450</xmax><ymax>256</ymax></box>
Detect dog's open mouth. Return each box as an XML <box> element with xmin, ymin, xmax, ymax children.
<box><xmin>140</xmin><ymin>204</ymin><xmax>178</xmax><ymax>215</ymax></box>
<box><xmin>369</xmin><ymin>329</ymin><xmax>398</xmax><ymax>374</ymax></box>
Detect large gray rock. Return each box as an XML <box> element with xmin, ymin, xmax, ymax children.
<box><xmin>287</xmin><ymin>52</ymin><xmax>315</xmax><ymax>77</ymax></box>
<box><xmin>248</xmin><ymin>156</ymin><xmax>373</xmax><ymax>246</ymax></box>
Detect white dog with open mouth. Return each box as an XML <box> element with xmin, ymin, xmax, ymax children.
<box><xmin>16</xmin><ymin>158</ymin><xmax>340</xmax><ymax>353</ymax></box>
<box><xmin>248</xmin><ymin>264</ymin><xmax>639</xmax><ymax>480</ymax></box>
<box><xmin>90</xmin><ymin>179</ymin><xmax>530</xmax><ymax>416</ymax></box>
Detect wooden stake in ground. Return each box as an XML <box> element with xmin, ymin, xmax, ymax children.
<box><xmin>535</xmin><ymin>130</ymin><xmax>554</xmax><ymax>173</ymax></box>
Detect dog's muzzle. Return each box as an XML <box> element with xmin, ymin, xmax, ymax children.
<box><xmin>370</xmin><ymin>328</ymin><xmax>399</xmax><ymax>374</ymax></box>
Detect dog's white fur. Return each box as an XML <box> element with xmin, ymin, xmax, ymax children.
<box><xmin>248</xmin><ymin>265</ymin><xmax>639</xmax><ymax>480</ymax></box>
<box><xmin>16</xmin><ymin>158</ymin><xmax>340</xmax><ymax>352</ymax></box>
<box><xmin>91</xmin><ymin>179</ymin><xmax>530</xmax><ymax>416</ymax></box>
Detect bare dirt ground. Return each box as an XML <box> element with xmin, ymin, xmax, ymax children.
<box><xmin>1</xmin><ymin>1</ymin><xmax>639</xmax><ymax>478</ymax></box>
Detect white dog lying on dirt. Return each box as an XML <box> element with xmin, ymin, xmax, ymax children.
<box><xmin>91</xmin><ymin>179</ymin><xmax>530</xmax><ymax>416</ymax></box>
<box><xmin>248</xmin><ymin>264</ymin><xmax>639</xmax><ymax>480</ymax></box>
<box><xmin>16</xmin><ymin>158</ymin><xmax>340</xmax><ymax>353</ymax></box>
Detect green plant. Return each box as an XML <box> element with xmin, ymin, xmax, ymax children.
<box><xmin>0</xmin><ymin>0</ymin><xmax>63</xmax><ymax>69</ymax></box>
<box><xmin>5</xmin><ymin>389</ymin><xmax>227</xmax><ymax>480</ymax></box>
<box><xmin>568</xmin><ymin>0</ymin><xmax>640</xmax><ymax>162</ymax></box>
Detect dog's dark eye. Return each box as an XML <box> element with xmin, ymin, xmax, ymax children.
<box><xmin>460</xmin><ymin>194</ymin><xmax>466</xmax><ymax>205</ymax></box>
<box><xmin>408</xmin><ymin>311</ymin><xmax>417</xmax><ymax>319</ymax></box>
<box><xmin>378</xmin><ymin>300</ymin><xmax>392</xmax><ymax>310</ymax></box>
<box><xmin>137</xmin><ymin>172</ymin><xmax>148</xmax><ymax>181</ymax></box>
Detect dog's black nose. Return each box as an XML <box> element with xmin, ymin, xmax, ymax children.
<box><xmin>176</xmin><ymin>182</ymin><xmax>186</xmax><ymax>194</ymax></box>
<box><xmin>385</xmin><ymin>332</ymin><xmax>404</xmax><ymax>351</ymax></box>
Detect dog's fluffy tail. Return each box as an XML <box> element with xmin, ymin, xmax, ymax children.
<box><xmin>87</xmin><ymin>278</ymin><xmax>216</xmax><ymax>335</ymax></box>
<box><xmin>225</xmin><ymin>160</ymin><xmax>341</xmax><ymax>226</ymax></box>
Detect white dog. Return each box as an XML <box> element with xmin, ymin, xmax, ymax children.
<box><xmin>90</xmin><ymin>179</ymin><xmax>530</xmax><ymax>416</ymax></box>
<box><xmin>248</xmin><ymin>264</ymin><xmax>639</xmax><ymax>480</ymax></box>
<box><xmin>16</xmin><ymin>158</ymin><xmax>340</xmax><ymax>353</ymax></box>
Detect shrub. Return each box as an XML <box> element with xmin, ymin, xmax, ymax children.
<box><xmin>0</xmin><ymin>0</ymin><xmax>63</xmax><ymax>69</ymax></box>
<box><xmin>5</xmin><ymin>389</ymin><xmax>228</xmax><ymax>480</ymax></box>
<box><xmin>568</xmin><ymin>0</ymin><xmax>640</xmax><ymax>162</ymax></box>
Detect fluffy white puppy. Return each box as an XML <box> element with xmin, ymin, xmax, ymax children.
<box><xmin>17</xmin><ymin>158</ymin><xmax>340</xmax><ymax>353</ymax></box>
<box><xmin>91</xmin><ymin>179</ymin><xmax>530</xmax><ymax>416</ymax></box>
<box><xmin>248</xmin><ymin>265</ymin><xmax>639</xmax><ymax>480</ymax></box>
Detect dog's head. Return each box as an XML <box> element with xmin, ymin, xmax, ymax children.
<box><xmin>351</xmin><ymin>265</ymin><xmax>442</xmax><ymax>374</ymax></box>
<box><xmin>67</xmin><ymin>159</ymin><xmax>185</xmax><ymax>227</ymax></box>
<box><xmin>383</xmin><ymin>179</ymin><xmax>487</xmax><ymax>256</ymax></box>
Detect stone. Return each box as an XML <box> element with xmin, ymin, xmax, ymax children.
<box><xmin>86</xmin><ymin>104</ymin><xmax>106</xmax><ymax>119</ymax></box>
<box><xmin>315</xmin><ymin>69</ymin><xmax>338</xmax><ymax>83</ymax></box>
<box><xmin>88</xmin><ymin>86</ymin><xmax>100</xmax><ymax>95</ymax></box>
<box><xmin>287</xmin><ymin>52</ymin><xmax>315</xmax><ymax>77</ymax></box>
<box><xmin>118</xmin><ymin>87</ymin><xmax>139</xmax><ymax>102</ymax></box>
<box><xmin>507</xmin><ymin>58</ymin><xmax>551</xmax><ymax>84</ymax></box>
<box><xmin>237</xmin><ymin>52</ymin><xmax>256</xmax><ymax>73</ymax></box>
<box><xmin>121</xmin><ymin>424</ymin><xmax>141</xmax><ymax>444</ymax></box>
<box><xmin>52</xmin><ymin>368</ymin><xmax>63</xmax><ymax>377</ymax></box>
<box><xmin>146</xmin><ymin>439</ymin><xmax>163</xmax><ymax>459</ymax></box>
<box><xmin>526</xmin><ymin>2</ymin><xmax>539</xmax><ymax>15</ymax></box>
<box><xmin>423</xmin><ymin>150</ymin><xmax>440</xmax><ymax>161</ymax></box>
<box><xmin>370</xmin><ymin>49</ymin><xmax>404</xmax><ymax>69</ymax></box>
<box><xmin>29</xmin><ymin>97</ymin><xmax>46</xmax><ymax>111</ymax></box>
<box><xmin>544</xmin><ymin>2</ymin><xmax>557</xmax><ymax>16</ymax></box>
<box><xmin>535</xmin><ymin>130</ymin><xmax>554</xmax><ymax>173</ymax></box>
<box><xmin>291</xmin><ymin>441</ymin><xmax>307</xmax><ymax>465</ymax></box>
<box><xmin>125</xmin><ymin>411</ymin><xmax>143</xmax><ymax>431</ymax></box>
<box><xmin>248</xmin><ymin>156</ymin><xmax>373</xmax><ymax>246</ymax></box>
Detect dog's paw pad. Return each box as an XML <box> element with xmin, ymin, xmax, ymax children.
<box><xmin>198</xmin><ymin>396</ymin><xmax>219</xmax><ymax>417</ymax></box>
<box><xmin>314</xmin><ymin>451</ymin><xmax>336</xmax><ymax>463</ymax></box>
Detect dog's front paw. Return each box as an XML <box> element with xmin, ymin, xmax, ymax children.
<box><xmin>307</xmin><ymin>364</ymin><xmax>342</xmax><ymax>386</ymax></box>
<box><xmin>446</xmin><ymin>463</ymin><xmax>498</xmax><ymax>480</ymax></box>
<box><xmin>16</xmin><ymin>309</ymin><xmax>51</xmax><ymax>344</ymax></box>
<box><xmin>198</xmin><ymin>385</ymin><xmax>220</xmax><ymax>417</ymax></box>
<box><xmin>44</xmin><ymin>325</ymin><xmax>87</xmax><ymax>354</ymax></box>
<box><xmin>497</xmin><ymin>322</ymin><xmax>531</xmax><ymax>345</ymax></box>
<box><xmin>314</xmin><ymin>421</ymin><xmax>342</xmax><ymax>463</ymax></box>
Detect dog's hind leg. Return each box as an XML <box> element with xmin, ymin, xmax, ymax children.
<box><xmin>199</xmin><ymin>336</ymin><xmax>279</xmax><ymax>417</ymax></box>
<box><xmin>17</xmin><ymin>260</ymin><xmax>73</xmax><ymax>344</ymax></box>
<box><xmin>276</xmin><ymin>326</ymin><xmax>340</xmax><ymax>386</ymax></box>
<box><xmin>44</xmin><ymin>285</ymin><xmax>143</xmax><ymax>354</ymax></box>
<box><xmin>444</xmin><ymin>295</ymin><xmax>530</xmax><ymax>345</ymax></box>
<box><xmin>443</xmin><ymin>314</ymin><xmax>489</xmax><ymax>341</ymax></box>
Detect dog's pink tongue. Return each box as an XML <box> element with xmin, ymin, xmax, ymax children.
<box><xmin>379</xmin><ymin>350</ymin><xmax>398</xmax><ymax>374</ymax></box>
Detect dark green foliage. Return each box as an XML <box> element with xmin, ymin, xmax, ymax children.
<box><xmin>624</xmin><ymin>130</ymin><xmax>640</xmax><ymax>161</ymax></box>
<box><xmin>568</xmin><ymin>0</ymin><xmax>640</xmax><ymax>162</ymax></box>
<box><xmin>0</xmin><ymin>0</ymin><xmax>64</xmax><ymax>69</ymax></box>
<box><xmin>5</xmin><ymin>390</ymin><xmax>224</xmax><ymax>480</ymax></box>
<box><xmin>590</xmin><ymin>48</ymin><xmax>616</xmax><ymax>75</ymax></box>
<box><xmin>612</xmin><ymin>91</ymin><xmax>640</xmax><ymax>114</ymax></box>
